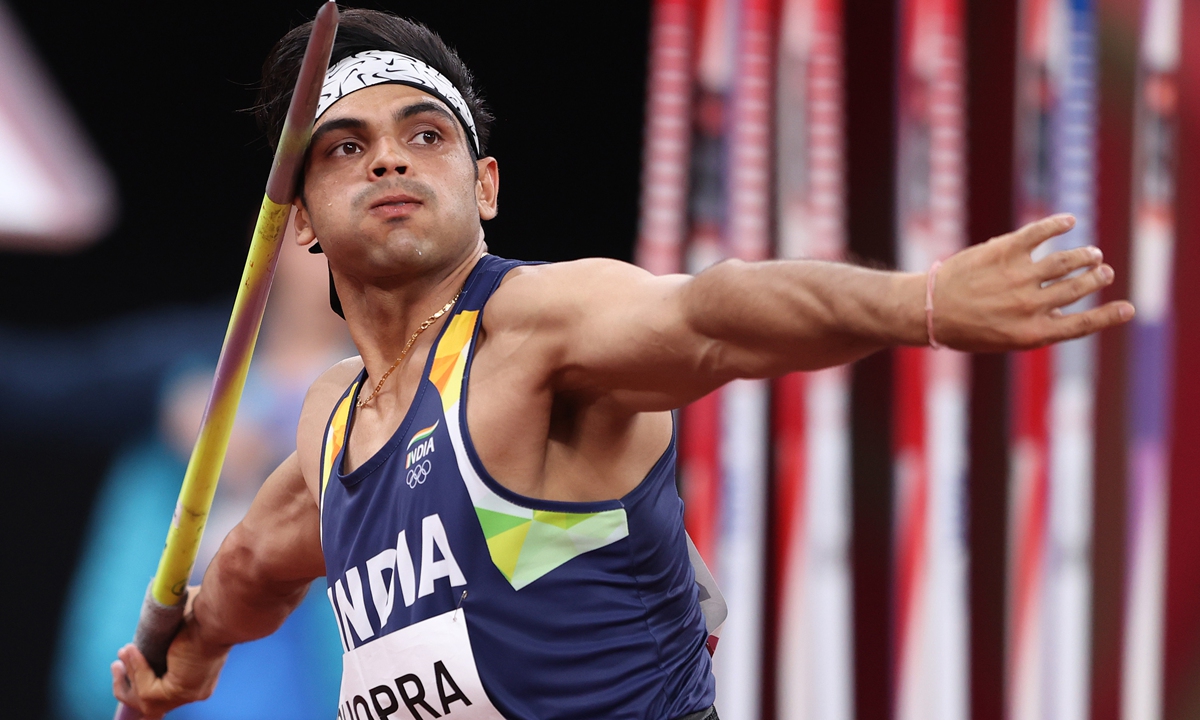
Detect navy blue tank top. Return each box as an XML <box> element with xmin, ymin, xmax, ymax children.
<box><xmin>319</xmin><ymin>255</ymin><xmax>715</xmax><ymax>720</ymax></box>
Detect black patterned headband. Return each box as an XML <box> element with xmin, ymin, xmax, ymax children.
<box><xmin>316</xmin><ymin>50</ymin><xmax>480</xmax><ymax>155</ymax></box>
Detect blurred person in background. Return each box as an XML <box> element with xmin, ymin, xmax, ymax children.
<box><xmin>53</xmin><ymin>218</ymin><xmax>351</xmax><ymax>720</ymax></box>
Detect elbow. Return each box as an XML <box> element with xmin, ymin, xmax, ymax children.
<box><xmin>681</xmin><ymin>259</ymin><xmax>749</xmax><ymax>342</ymax></box>
<box><xmin>210</xmin><ymin>523</ymin><xmax>293</xmax><ymax>596</ymax></box>
<box><xmin>683</xmin><ymin>260</ymin><xmax>791</xmax><ymax>378</ymax></box>
<box><xmin>209</xmin><ymin>523</ymin><xmax>259</xmax><ymax>587</ymax></box>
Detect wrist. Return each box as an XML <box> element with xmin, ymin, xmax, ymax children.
<box><xmin>925</xmin><ymin>260</ymin><xmax>943</xmax><ymax>349</ymax></box>
<box><xmin>186</xmin><ymin>590</ymin><xmax>236</xmax><ymax>658</ymax></box>
<box><xmin>889</xmin><ymin>272</ymin><xmax>929</xmax><ymax>346</ymax></box>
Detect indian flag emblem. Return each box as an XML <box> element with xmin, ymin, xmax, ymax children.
<box><xmin>405</xmin><ymin>420</ymin><xmax>439</xmax><ymax>469</ymax></box>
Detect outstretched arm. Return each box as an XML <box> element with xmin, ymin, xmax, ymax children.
<box><xmin>494</xmin><ymin>214</ymin><xmax>1132</xmax><ymax>412</ymax></box>
<box><xmin>112</xmin><ymin>453</ymin><xmax>324</xmax><ymax>719</ymax></box>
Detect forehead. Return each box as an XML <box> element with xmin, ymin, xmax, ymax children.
<box><xmin>317</xmin><ymin>83</ymin><xmax>454</xmax><ymax>127</ymax></box>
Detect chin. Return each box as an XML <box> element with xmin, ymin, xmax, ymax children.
<box><xmin>367</xmin><ymin>238</ymin><xmax>450</xmax><ymax>276</ymax></box>
<box><xmin>347</xmin><ymin>222</ymin><xmax>475</xmax><ymax>272</ymax></box>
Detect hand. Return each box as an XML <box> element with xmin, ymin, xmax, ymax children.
<box><xmin>931</xmin><ymin>214</ymin><xmax>1134</xmax><ymax>352</ymax></box>
<box><xmin>111</xmin><ymin>589</ymin><xmax>230</xmax><ymax>719</ymax></box>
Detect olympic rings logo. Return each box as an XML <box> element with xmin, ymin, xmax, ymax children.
<box><xmin>406</xmin><ymin>459</ymin><xmax>432</xmax><ymax>488</ymax></box>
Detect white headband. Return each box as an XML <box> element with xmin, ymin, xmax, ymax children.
<box><xmin>316</xmin><ymin>50</ymin><xmax>480</xmax><ymax>155</ymax></box>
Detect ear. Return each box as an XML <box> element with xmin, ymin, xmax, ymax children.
<box><xmin>292</xmin><ymin>197</ymin><xmax>317</xmax><ymax>247</ymax></box>
<box><xmin>475</xmin><ymin>156</ymin><xmax>499</xmax><ymax>221</ymax></box>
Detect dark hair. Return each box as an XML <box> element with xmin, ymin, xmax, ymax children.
<box><xmin>255</xmin><ymin>7</ymin><xmax>493</xmax><ymax>157</ymax></box>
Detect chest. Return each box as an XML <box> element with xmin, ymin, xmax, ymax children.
<box><xmin>317</xmin><ymin>369</ymin><xmax>644</xmax><ymax>643</ymax></box>
<box><xmin>341</xmin><ymin>304</ymin><xmax>654</xmax><ymax>507</ymax></box>
<box><xmin>322</xmin><ymin>448</ymin><xmax>476</xmax><ymax>646</ymax></box>
<box><xmin>345</xmin><ymin>334</ymin><xmax>559</xmax><ymax>495</ymax></box>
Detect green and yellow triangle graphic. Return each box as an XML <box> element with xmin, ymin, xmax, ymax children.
<box><xmin>476</xmin><ymin>507</ymin><xmax>530</xmax><ymax>539</ymax></box>
<box><xmin>485</xmin><ymin>521</ymin><xmax>532</xmax><ymax>581</ymax></box>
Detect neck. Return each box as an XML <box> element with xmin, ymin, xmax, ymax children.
<box><xmin>339</xmin><ymin>239</ymin><xmax>485</xmax><ymax>383</ymax></box>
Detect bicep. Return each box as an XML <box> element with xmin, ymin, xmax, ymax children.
<box><xmin>496</xmin><ymin>260</ymin><xmax>725</xmax><ymax>410</ymax></box>
<box><xmin>491</xmin><ymin>258</ymin><xmax>920</xmax><ymax>412</ymax></box>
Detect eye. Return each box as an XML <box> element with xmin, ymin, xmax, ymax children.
<box><xmin>330</xmin><ymin>140</ymin><xmax>361</xmax><ymax>156</ymax></box>
<box><xmin>412</xmin><ymin>130</ymin><xmax>442</xmax><ymax>146</ymax></box>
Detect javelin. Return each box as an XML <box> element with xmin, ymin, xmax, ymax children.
<box><xmin>113</xmin><ymin>4</ymin><xmax>338</xmax><ymax>719</ymax></box>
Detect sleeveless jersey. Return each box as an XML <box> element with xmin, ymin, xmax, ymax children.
<box><xmin>319</xmin><ymin>254</ymin><xmax>716</xmax><ymax>720</ymax></box>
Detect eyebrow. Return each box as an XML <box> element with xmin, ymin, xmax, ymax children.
<box><xmin>395</xmin><ymin>100</ymin><xmax>458</xmax><ymax>130</ymax></box>
<box><xmin>308</xmin><ymin>99</ymin><xmax>460</xmax><ymax>150</ymax></box>
<box><xmin>310</xmin><ymin>116</ymin><xmax>367</xmax><ymax>148</ymax></box>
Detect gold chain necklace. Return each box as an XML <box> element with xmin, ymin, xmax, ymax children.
<box><xmin>357</xmin><ymin>289</ymin><xmax>462</xmax><ymax>409</ymax></box>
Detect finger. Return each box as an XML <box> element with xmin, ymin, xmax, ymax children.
<box><xmin>112</xmin><ymin>659</ymin><xmax>133</xmax><ymax>705</ymax></box>
<box><xmin>1009</xmin><ymin>214</ymin><xmax>1076</xmax><ymax>253</ymax></box>
<box><xmin>1033</xmin><ymin>244</ymin><xmax>1103</xmax><ymax>282</ymax></box>
<box><xmin>1041</xmin><ymin>263</ymin><xmax>1113</xmax><ymax>308</ymax></box>
<box><xmin>118</xmin><ymin>644</ymin><xmax>160</xmax><ymax>699</ymax></box>
<box><xmin>1046</xmin><ymin>300</ymin><xmax>1135</xmax><ymax>343</ymax></box>
<box><xmin>118</xmin><ymin>644</ymin><xmax>172</xmax><ymax>720</ymax></box>
<box><xmin>112</xmin><ymin>661</ymin><xmax>162</xmax><ymax>719</ymax></box>
<box><xmin>184</xmin><ymin>585</ymin><xmax>200</xmax><ymax>617</ymax></box>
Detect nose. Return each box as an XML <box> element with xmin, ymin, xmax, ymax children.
<box><xmin>373</xmin><ymin>164</ymin><xmax>406</xmax><ymax>178</ymax></box>
<box><xmin>369</xmin><ymin>138</ymin><xmax>408</xmax><ymax>178</ymax></box>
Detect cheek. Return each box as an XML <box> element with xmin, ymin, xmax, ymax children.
<box><xmin>304</xmin><ymin>178</ymin><xmax>354</xmax><ymax>224</ymax></box>
<box><xmin>444</xmin><ymin>162</ymin><xmax>483</xmax><ymax>214</ymax></box>
<box><xmin>305</xmin><ymin>159</ymin><xmax>359</xmax><ymax>201</ymax></box>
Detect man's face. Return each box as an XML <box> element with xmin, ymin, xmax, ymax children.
<box><xmin>294</xmin><ymin>84</ymin><xmax>497</xmax><ymax>283</ymax></box>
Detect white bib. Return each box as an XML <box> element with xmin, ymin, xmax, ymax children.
<box><xmin>337</xmin><ymin>609</ymin><xmax>506</xmax><ymax>720</ymax></box>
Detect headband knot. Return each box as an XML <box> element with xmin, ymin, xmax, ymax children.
<box><xmin>317</xmin><ymin>50</ymin><xmax>480</xmax><ymax>155</ymax></box>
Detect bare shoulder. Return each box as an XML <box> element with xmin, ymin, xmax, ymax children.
<box><xmin>295</xmin><ymin>356</ymin><xmax>364</xmax><ymax>497</ymax></box>
<box><xmin>486</xmin><ymin>258</ymin><xmax>685</xmax><ymax>328</ymax></box>
<box><xmin>493</xmin><ymin>257</ymin><xmax>663</xmax><ymax>300</ymax></box>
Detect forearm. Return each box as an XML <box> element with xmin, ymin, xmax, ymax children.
<box><xmin>189</xmin><ymin>525</ymin><xmax>313</xmax><ymax>652</ymax></box>
<box><xmin>683</xmin><ymin>258</ymin><xmax>927</xmax><ymax>375</ymax></box>
<box><xmin>186</xmin><ymin>453</ymin><xmax>324</xmax><ymax>654</ymax></box>
<box><xmin>112</xmin><ymin>512</ymin><xmax>321</xmax><ymax>718</ymax></box>
<box><xmin>113</xmin><ymin>454</ymin><xmax>330</xmax><ymax>714</ymax></box>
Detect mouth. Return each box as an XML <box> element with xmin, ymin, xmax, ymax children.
<box><xmin>369</xmin><ymin>193</ymin><xmax>423</xmax><ymax>219</ymax></box>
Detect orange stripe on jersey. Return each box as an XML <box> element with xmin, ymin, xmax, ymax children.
<box><xmin>429</xmin><ymin>310</ymin><xmax>478</xmax><ymax>410</ymax></box>
<box><xmin>321</xmin><ymin>382</ymin><xmax>359</xmax><ymax>500</ymax></box>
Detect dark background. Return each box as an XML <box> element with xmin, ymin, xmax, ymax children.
<box><xmin>6</xmin><ymin>2</ymin><xmax>1191</xmax><ymax>719</ymax></box>
<box><xmin>0</xmin><ymin>1</ymin><xmax>1040</xmax><ymax>716</ymax></box>
<box><xmin>0</xmin><ymin>2</ymin><xmax>651</xmax><ymax>715</ymax></box>
<box><xmin>0</xmin><ymin>1</ymin><xmax>651</xmax><ymax>329</ymax></box>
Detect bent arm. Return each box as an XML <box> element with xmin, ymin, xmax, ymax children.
<box><xmin>191</xmin><ymin>452</ymin><xmax>325</xmax><ymax>647</ymax></box>
<box><xmin>113</xmin><ymin>453</ymin><xmax>324</xmax><ymax>718</ymax></box>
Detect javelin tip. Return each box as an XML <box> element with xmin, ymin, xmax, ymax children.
<box><xmin>263</xmin><ymin>0</ymin><xmax>340</xmax><ymax>204</ymax></box>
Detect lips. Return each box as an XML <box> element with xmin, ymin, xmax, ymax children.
<box><xmin>369</xmin><ymin>192</ymin><xmax>423</xmax><ymax>219</ymax></box>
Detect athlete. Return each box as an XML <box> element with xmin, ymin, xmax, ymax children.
<box><xmin>111</xmin><ymin>8</ymin><xmax>1133</xmax><ymax>720</ymax></box>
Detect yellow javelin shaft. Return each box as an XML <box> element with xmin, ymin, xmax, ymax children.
<box><xmin>147</xmin><ymin>2</ymin><xmax>339</xmax><ymax>608</ymax></box>
<box><xmin>150</xmin><ymin>197</ymin><xmax>291</xmax><ymax>603</ymax></box>
<box><xmin>115</xmin><ymin>6</ymin><xmax>338</xmax><ymax>718</ymax></box>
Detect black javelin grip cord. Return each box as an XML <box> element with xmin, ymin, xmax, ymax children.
<box><xmin>112</xmin><ymin>4</ymin><xmax>339</xmax><ymax>720</ymax></box>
